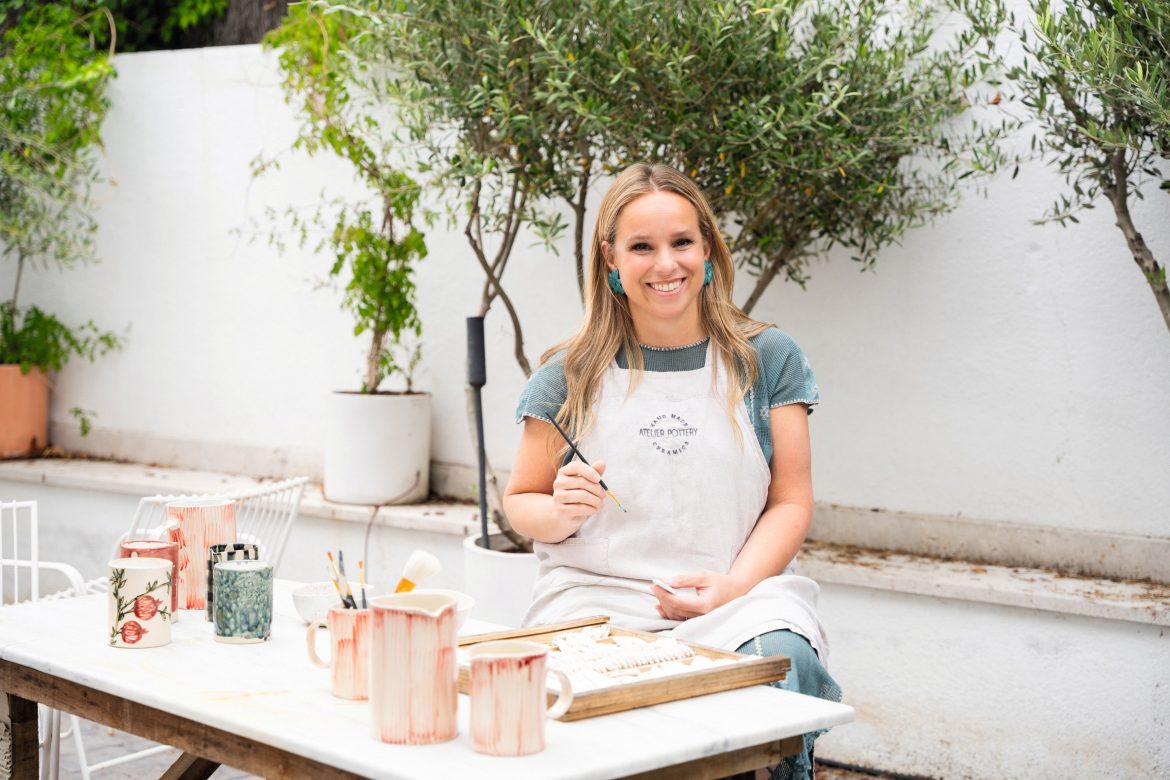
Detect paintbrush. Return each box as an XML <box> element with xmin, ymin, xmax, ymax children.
<box><xmin>326</xmin><ymin>551</ymin><xmax>356</xmax><ymax>608</ymax></box>
<box><xmin>394</xmin><ymin>550</ymin><xmax>441</xmax><ymax>593</ymax></box>
<box><xmin>336</xmin><ymin>550</ymin><xmax>358</xmax><ymax>608</ymax></box>
<box><xmin>545</xmin><ymin>416</ymin><xmax>627</xmax><ymax>512</ymax></box>
<box><xmin>358</xmin><ymin>560</ymin><xmax>368</xmax><ymax>609</ymax></box>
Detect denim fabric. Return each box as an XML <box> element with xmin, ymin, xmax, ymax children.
<box><xmin>736</xmin><ymin>629</ymin><xmax>842</xmax><ymax>780</ymax></box>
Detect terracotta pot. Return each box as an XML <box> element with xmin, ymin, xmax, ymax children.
<box><xmin>0</xmin><ymin>365</ymin><xmax>49</xmax><ymax>459</ymax></box>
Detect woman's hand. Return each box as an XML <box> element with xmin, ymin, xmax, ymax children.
<box><xmin>551</xmin><ymin>459</ymin><xmax>607</xmax><ymax>533</ymax></box>
<box><xmin>651</xmin><ymin>571</ymin><xmax>745</xmax><ymax>620</ymax></box>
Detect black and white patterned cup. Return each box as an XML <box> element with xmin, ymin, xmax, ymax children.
<box><xmin>206</xmin><ymin>543</ymin><xmax>260</xmax><ymax>620</ymax></box>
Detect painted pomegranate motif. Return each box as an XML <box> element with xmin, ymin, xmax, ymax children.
<box><xmin>133</xmin><ymin>595</ymin><xmax>161</xmax><ymax>621</ymax></box>
<box><xmin>119</xmin><ymin>621</ymin><xmax>148</xmax><ymax>644</ymax></box>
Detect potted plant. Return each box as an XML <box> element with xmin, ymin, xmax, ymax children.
<box><xmin>1</xmin><ymin>5</ymin><xmax>121</xmax><ymax>458</ymax></box>
<box><xmin>259</xmin><ymin>5</ymin><xmax>429</xmax><ymax>504</ymax></box>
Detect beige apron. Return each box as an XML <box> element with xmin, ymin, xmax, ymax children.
<box><xmin>523</xmin><ymin>347</ymin><xmax>829</xmax><ymax>662</ymax></box>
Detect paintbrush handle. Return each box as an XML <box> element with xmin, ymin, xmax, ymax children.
<box><xmin>457</xmin><ymin>615</ymin><xmax>610</xmax><ymax>647</ymax></box>
<box><xmin>545</xmin><ymin>416</ymin><xmax>613</xmax><ymax>492</ymax></box>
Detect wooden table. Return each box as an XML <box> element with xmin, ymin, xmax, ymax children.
<box><xmin>1</xmin><ymin>580</ymin><xmax>853</xmax><ymax>779</ymax></box>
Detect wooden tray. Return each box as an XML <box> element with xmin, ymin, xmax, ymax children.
<box><xmin>457</xmin><ymin>616</ymin><xmax>790</xmax><ymax>721</ymax></box>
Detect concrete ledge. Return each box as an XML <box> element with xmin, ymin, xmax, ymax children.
<box><xmin>0</xmin><ymin>458</ymin><xmax>475</xmax><ymax>539</ymax></box>
<box><xmin>810</xmin><ymin>503</ymin><xmax>1170</xmax><ymax>584</ymax></box>
<box><xmin>801</xmin><ymin>541</ymin><xmax>1170</xmax><ymax>628</ymax></box>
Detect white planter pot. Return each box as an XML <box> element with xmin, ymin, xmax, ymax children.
<box><xmin>324</xmin><ymin>391</ymin><xmax>430</xmax><ymax>505</ymax></box>
<box><xmin>462</xmin><ymin>533</ymin><xmax>539</xmax><ymax>628</ymax></box>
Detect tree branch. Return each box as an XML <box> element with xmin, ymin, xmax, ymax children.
<box><xmin>1103</xmin><ymin>149</ymin><xmax>1170</xmax><ymax>336</ymax></box>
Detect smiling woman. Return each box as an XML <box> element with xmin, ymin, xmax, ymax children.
<box><xmin>502</xmin><ymin>163</ymin><xmax>838</xmax><ymax>780</ymax></box>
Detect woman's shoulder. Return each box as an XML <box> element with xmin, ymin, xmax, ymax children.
<box><xmin>515</xmin><ymin>350</ymin><xmax>569</xmax><ymax>423</ymax></box>
<box><xmin>747</xmin><ymin>326</ymin><xmax>819</xmax><ymax>409</ymax></box>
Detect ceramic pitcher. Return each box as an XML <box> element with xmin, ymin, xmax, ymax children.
<box><xmin>469</xmin><ymin>640</ymin><xmax>573</xmax><ymax>756</ymax></box>
<box><xmin>369</xmin><ymin>592</ymin><xmax>458</xmax><ymax>744</ymax></box>
<box><xmin>163</xmin><ymin>498</ymin><xmax>236</xmax><ymax>610</ymax></box>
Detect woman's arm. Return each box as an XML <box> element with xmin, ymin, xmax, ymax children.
<box><xmin>654</xmin><ymin>403</ymin><xmax>813</xmax><ymax>619</ymax></box>
<box><xmin>503</xmin><ymin>418</ymin><xmax>608</xmax><ymax>544</ymax></box>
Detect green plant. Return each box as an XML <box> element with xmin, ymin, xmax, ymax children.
<box><xmin>257</xmin><ymin>3</ymin><xmax>428</xmax><ymax>393</ymax></box>
<box><xmin>528</xmin><ymin>0</ymin><xmax>1014</xmax><ymax>313</ymax></box>
<box><xmin>0</xmin><ymin>2</ymin><xmax>122</xmax><ymax>427</ymax></box>
<box><xmin>1010</xmin><ymin>0</ymin><xmax>1170</xmax><ymax>335</ymax></box>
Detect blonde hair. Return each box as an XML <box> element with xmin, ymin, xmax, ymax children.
<box><xmin>542</xmin><ymin>163</ymin><xmax>769</xmax><ymax>456</ymax></box>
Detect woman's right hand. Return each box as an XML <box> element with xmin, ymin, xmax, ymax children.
<box><xmin>551</xmin><ymin>459</ymin><xmax>607</xmax><ymax>531</ymax></box>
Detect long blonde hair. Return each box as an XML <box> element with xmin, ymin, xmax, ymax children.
<box><xmin>543</xmin><ymin>163</ymin><xmax>769</xmax><ymax>453</ymax></box>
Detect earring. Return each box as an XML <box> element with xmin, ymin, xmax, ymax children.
<box><xmin>608</xmin><ymin>268</ymin><xmax>625</xmax><ymax>295</ymax></box>
<box><xmin>703</xmin><ymin>259</ymin><xmax>713</xmax><ymax>286</ymax></box>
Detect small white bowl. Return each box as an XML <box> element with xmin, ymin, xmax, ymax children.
<box><xmin>413</xmin><ymin>588</ymin><xmax>475</xmax><ymax>630</ymax></box>
<box><xmin>292</xmin><ymin>581</ymin><xmax>378</xmax><ymax>623</ymax></box>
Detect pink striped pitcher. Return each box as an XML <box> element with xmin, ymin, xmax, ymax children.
<box><xmin>369</xmin><ymin>592</ymin><xmax>458</xmax><ymax>744</ymax></box>
<box><xmin>163</xmin><ymin>498</ymin><xmax>236</xmax><ymax>610</ymax></box>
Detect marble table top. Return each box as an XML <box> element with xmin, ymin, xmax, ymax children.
<box><xmin>0</xmin><ymin>580</ymin><xmax>853</xmax><ymax>779</ymax></box>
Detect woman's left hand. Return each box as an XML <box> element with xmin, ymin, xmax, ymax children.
<box><xmin>652</xmin><ymin>571</ymin><xmax>745</xmax><ymax>620</ymax></box>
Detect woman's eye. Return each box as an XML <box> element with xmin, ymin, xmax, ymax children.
<box><xmin>631</xmin><ymin>242</ymin><xmax>650</xmax><ymax>251</ymax></box>
<box><xmin>674</xmin><ymin>238</ymin><xmax>693</xmax><ymax>248</ymax></box>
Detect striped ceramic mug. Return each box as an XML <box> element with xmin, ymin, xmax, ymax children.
<box><xmin>307</xmin><ymin>607</ymin><xmax>370</xmax><ymax>700</ymax></box>
<box><xmin>469</xmin><ymin>640</ymin><xmax>573</xmax><ymax>755</ymax></box>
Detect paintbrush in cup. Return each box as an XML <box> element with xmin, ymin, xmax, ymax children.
<box><xmin>337</xmin><ymin>550</ymin><xmax>358</xmax><ymax>608</ymax></box>
<box><xmin>326</xmin><ymin>551</ymin><xmax>356</xmax><ymax>608</ymax></box>
<box><xmin>394</xmin><ymin>550</ymin><xmax>440</xmax><ymax>593</ymax></box>
<box><xmin>545</xmin><ymin>416</ymin><xmax>627</xmax><ymax>512</ymax></box>
<box><xmin>325</xmin><ymin>552</ymin><xmax>348</xmax><ymax>608</ymax></box>
<box><xmin>358</xmin><ymin>560</ymin><xmax>368</xmax><ymax>609</ymax></box>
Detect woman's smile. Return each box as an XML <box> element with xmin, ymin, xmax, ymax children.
<box><xmin>647</xmin><ymin>277</ymin><xmax>686</xmax><ymax>295</ymax></box>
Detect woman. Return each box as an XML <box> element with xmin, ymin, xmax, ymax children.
<box><xmin>504</xmin><ymin>163</ymin><xmax>839</xmax><ymax>779</ymax></box>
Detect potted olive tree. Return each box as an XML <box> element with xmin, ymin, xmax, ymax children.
<box><xmin>259</xmin><ymin>5</ymin><xmax>429</xmax><ymax>504</ymax></box>
<box><xmin>1</xmin><ymin>5</ymin><xmax>121</xmax><ymax>458</ymax></box>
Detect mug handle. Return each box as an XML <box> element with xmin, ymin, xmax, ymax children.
<box><xmin>545</xmin><ymin>668</ymin><xmax>573</xmax><ymax>720</ymax></box>
<box><xmin>305</xmin><ymin>620</ymin><xmax>331</xmax><ymax>669</ymax></box>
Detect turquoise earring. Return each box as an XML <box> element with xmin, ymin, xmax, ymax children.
<box><xmin>703</xmin><ymin>259</ymin><xmax>713</xmax><ymax>286</ymax></box>
<box><xmin>608</xmin><ymin>268</ymin><xmax>625</xmax><ymax>295</ymax></box>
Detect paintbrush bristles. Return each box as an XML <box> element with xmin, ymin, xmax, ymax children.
<box><xmin>395</xmin><ymin>550</ymin><xmax>441</xmax><ymax>593</ymax></box>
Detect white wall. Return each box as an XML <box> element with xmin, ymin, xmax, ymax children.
<box><xmin>5</xmin><ymin>43</ymin><xmax>1168</xmax><ymax>538</ymax></box>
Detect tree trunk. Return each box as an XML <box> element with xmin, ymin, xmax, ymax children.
<box><xmin>178</xmin><ymin>0</ymin><xmax>290</xmax><ymax>47</ymax></box>
<box><xmin>1105</xmin><ymin>151</ymin><xmax>1170</xmax><ymax>336</ymax></box>
<box><xmin>365</xmin><ymin>326</ymin><xmax>385</xmax><ymax>393</ymax></box>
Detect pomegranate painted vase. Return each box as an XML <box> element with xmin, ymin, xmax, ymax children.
<box><xmin>206</xmin><ymin>542</ymin><xmax>259</xmax><ymax>620</ymax></box>
<box><xmin>163</xmin><ymin>498</ymin><xmax>236</xmax><ymax>610</ymax></box>
<box><xmin>369</xmin><ymin>592</ymin><xmax>458</xmax><ymax>744</ymax></box>
<box><xmin>108</xmin><ymin>557</ymin><xmax>172</xmax><ymax>648</ymax></box>
<box><xmin>307</xmin><ymin>607</ymin><xmax>370</xmax><ymax>700</ymax></box>
<box><xmin>119</xmin><ymin>539</ymin><xmax>180</xmax><ymax>620</ymax></box>
<box><xmin>469</xmin><ymin>640</ymin><xmax>573</xmax><ymax>756</ymax></box>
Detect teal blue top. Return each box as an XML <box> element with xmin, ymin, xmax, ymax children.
<box><xmin>514</xmin><ymin>327</ymin><xmax>818</xmax><ymax>465</ymax></box>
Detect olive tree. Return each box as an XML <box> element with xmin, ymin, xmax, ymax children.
<box><xmin>1009</xmin><ymin>0</ymin><xmax>1170</xmax><ymax>335</ymax></box>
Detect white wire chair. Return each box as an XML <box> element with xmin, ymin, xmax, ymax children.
<box><xmin>70</xmin><ymin>476</ymin><xmax>309</xmax><ymax>777</ymax></box>
<box><xmin>1</xmin><ymin>500</ymin><xmax>89</xmax><ymax>780</ymax></box>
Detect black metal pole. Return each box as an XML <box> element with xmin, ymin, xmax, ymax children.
<box><xmin>467</xmin><ymin>316</ymin><xmax>490</xmax><ymax>550</ymax></box>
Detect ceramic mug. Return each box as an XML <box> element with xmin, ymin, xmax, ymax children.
<box><xmin>369</xmin><ymin>592</ymin><xmax>458</xmax><ymax>744</ymax></box>
<box><xmin>119</xmin><ymin>539</ymin><xmax>180</xmax><ymax>619</ymax></box>
<box><xmin>164</xmin><ymin>498</ymin><xmax>237</xmax><ymax>611</ymax></box>
<box><xmin>212</xmin><ymin>559</ymin><xmax>272</xmax><ymax>644</ymax></box>
<box><xmin>306</xmin><ymin>607</ymin><xmax>370</xmax><ymax>700</ymax></box>
<box><xmin>469</xmin><ymin>640</ymin><xmax>573</xmax><ymax>756</ymax></box>
<box><xmin>206</xmin><ymin>543</ymin><xmax>259</xmax><ymax>620</ymax></box>
<box><xmin>107</xmin><ymin>557</ymin><xmax>172</xmax><ymax>648</ymax></box>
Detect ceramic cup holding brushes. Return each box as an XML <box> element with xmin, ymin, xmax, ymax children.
<box><xmin>307</xmin><ymin>606</ymin><xmax>371</xmax><ymax>700</ymax></box>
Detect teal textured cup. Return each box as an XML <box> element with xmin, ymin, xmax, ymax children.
<box><xmin>212</xmin><ymin>559</ymin><xmax>273</xmax><ymax>644</ymax></box>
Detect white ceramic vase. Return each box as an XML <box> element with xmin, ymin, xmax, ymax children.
<box><xmin>462</xmin><ymin>533</ymin><xmax>539</xmax><ymax>628</ymax></box>
<box><xmin>324</xmin><ymin>391</ymin><xmax>430</xmax><ymax>505</ymax></box>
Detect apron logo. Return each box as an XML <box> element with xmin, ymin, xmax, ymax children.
<box><xmin>639</xmin><ymin>413</ymin><xmax>698</xmax><ymax>455</ymax></box>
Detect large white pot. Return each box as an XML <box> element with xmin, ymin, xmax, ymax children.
<box><xmin>324</xmin><ymin>391</ymin><xmax>430</xmax><ymax>505</ymax></box>
<box><xmin>462</xmin><ymin>533</ymin><xmax>539</xmax><ymax>628</ymax></box>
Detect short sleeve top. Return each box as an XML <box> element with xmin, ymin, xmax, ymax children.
<box><xmin>514</xmin><ymin>327</ymin><xmax>818</xmax><ymax>465</ymax></box>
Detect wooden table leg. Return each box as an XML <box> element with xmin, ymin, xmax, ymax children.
<box><xmin>4</xmin><ymin>692</ymin><xmax>39</xmax><ymax>780</ymax></box>
<box><xmin>160</xmin><ymin>752</ymin><xmax>221</xmax><ymax>780</ymax></box>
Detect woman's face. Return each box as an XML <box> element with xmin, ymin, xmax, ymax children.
<box><xmin>603</xmin><ymin>191</ymin><xmax>710</xmax><ymax>332</ymax></box>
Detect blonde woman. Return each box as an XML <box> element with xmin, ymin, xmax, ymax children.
<box><xmin>504</xmin><ymin>163</ymin><xmax>839</xmax><ymax>779</ymax></box>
